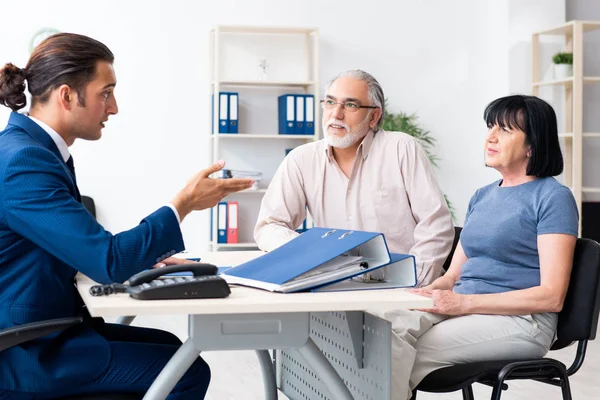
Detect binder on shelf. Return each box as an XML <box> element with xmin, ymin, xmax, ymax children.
<box><xmin>212</xmin><ymin>92</ymin><xmax>229</xmax><ymax>134</ymax></box>
<box><xmin>227</xmin><ymin>201</ymin><xmax>239</xmax><ymax>244</ymax></box>
<box><xmin>295</xmin><ymin>94</ymin><xmax>304</xmax><ymax>134</ymax></box>
<box><xmin>278</xmin><ymin>94</ymin><xmax>295</xmax><ymax>134</ymax></box>
<box><xmin>304</xmin><ymin>94</ymin><xmax>315</xmax><ymax>135</ymax></box>
<box><xmin>217</xmin><ymin>202</ymin><xmax>228</xmax><ymax>243</ymax></box>
<box><xmin>228</xmin><ymin>92</ymin><xmax>238</xmax><ymax>134</ymax></box>
<box><xmin>221</xmin><ymin>227</ymin><xmax>417</xmax><ymax>293</ymax></box>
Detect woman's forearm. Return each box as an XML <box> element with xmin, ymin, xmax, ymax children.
<box><xmin>465</xmin><ymin>285</ymin><xmax>565</xmax><ymax>315</ymax></box>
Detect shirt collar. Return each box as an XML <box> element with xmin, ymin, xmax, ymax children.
<box><xmin>324</xmin><ymin>129</ymin><xmax>378</xmax><ymax>162</ymax></box>
<box><xmin>28</xmin><ymin>115</ymin><xmax>71</xmax><ymax>162</ymax></box>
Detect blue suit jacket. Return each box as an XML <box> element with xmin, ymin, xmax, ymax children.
<box><xmin>0</xmin><ymin>112</ymin><xmax>185</xmax><ymax>393</ymax></box>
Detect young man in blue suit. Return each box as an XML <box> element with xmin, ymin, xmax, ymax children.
<box><xmin>0</xmin><ymin>33</ymin><xmax>253</xmax><ymax>399</ymax></box>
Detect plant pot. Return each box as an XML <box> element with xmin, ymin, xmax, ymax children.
<box><xmin>554</xmin><ymin>64</ymin><xmax>573</xmax><ymax>80</ymax></box>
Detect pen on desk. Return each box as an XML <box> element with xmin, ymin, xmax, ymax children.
<box><xmin>186</xmin><ymin>258</ymin><xmax>202</xmax><ymax>262</ymax></box>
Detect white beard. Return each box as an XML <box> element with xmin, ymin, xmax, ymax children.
<box><xmin>323</xmin><ymin>117</ymin><xmax>371</xmax><ymax>149</ymax></box>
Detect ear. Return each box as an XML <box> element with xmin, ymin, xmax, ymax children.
<box><xmin>57</xmin><ymin>84</ymin><xmax>73</xmax><ymax>110</ymax></box>
<box><xmin>370</xmin><ymin>108</ymin><xmax>383</xmax><ymax>129</ymax></box>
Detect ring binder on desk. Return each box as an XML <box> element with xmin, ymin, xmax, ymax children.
<box><xmin>220</xmin><ymin>227</ymin><xmax>417</xmax><ymax>292</ymax></box>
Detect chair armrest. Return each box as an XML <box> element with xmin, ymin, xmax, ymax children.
<box><xmin>0</xmin><ymin>317</ymin><xmax>83</xmax><ymax>352</ymax></box>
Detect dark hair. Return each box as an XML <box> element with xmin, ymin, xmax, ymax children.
<box><xmin>0</xmin><ymin>33</ymin><xmax>114</xmax><ymax>111</ymax></box>
<box><xmin>484</xmin><ymin>94</ymin><xmax>563</xmax><ymax>177</ymax></box>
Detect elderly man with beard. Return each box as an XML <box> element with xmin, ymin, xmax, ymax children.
<box><xmin>254</xmin><ymin>69</ymin><xmax>453</xmax><ymax>286</ymax></box>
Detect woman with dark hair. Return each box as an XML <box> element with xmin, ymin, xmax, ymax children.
<box><xmin>0</xmin><ymin>33</ymin><xmax>253</xmax><ymax>399</ymax></box>
<box><xmin>374</xmin><ymin>95</ymin><xmax>578</xmax><ymax>400</ymax></box>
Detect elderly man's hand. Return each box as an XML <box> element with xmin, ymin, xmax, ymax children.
<box><xmin>409</xmin><ymin>288</ymin><xmax>471</xmax><ymax>315</ymax></box>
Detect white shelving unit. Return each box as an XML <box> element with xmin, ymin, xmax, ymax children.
<box><xmin>532</xmin><ymin>20</ymin><xmax>600</xmax><ymax>233</ymax></box>
<box><xmin>209</xmin><ymin>25</ymin><xmax>320</xmax><ymax>251</ymax></box>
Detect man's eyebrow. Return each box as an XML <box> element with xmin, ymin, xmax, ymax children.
<box><xmin>102</xmin><ymin>83</ymin><xmax>116</xmax><ymax>90</ymax></box>
<box><xmin>325</xmin><ymin>94</ymin><xmax>362</xmax><ymax>103</ymax></box>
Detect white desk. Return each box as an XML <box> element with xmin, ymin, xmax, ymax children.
<box><xmin>76</xmin><ymin>251</ymin><xmax>432</xmax><ymax>400</ymax></box>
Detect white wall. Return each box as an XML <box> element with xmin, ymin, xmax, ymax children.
<box><xmin>0</xmin><ymin>0</ymin><xmax>565</xmax><ymax>250</ymax></box>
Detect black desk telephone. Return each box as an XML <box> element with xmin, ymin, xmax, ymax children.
<box><xmin>89</xmin><ymin>263</ymin><xmax>231</xmax><ymax>300</ymax></box>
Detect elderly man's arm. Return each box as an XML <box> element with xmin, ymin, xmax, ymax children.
<box><xmin>254</xmin><ymin>152</ymin><xmax>307</xmax><ymax>252</ymax></box>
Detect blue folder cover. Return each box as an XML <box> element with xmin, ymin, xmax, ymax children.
<box><xmin>278</xmin><ymin>94</ymin><xmax>295</xmax><ymax>134</ymax></box>
<box><xmin>221</xmin><ymin>227</ymin><xmax>395</xmax><ymax>292</ymax></box>
<box><xmin>228</xmin><ymin>92</ymin><xmax>239</xmax><ymax>134</ymax></box>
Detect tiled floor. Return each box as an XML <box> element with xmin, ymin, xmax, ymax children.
<box><xmin>129</xmin><ymin>314</ymin><xmax>600</xmax><ymax>400</ymax></box>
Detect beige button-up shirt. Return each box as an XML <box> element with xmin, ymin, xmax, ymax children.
<box><xmin>254</xmin><ymin>129</ymin><xmax>454</xmax><ymax>286</ymax></box>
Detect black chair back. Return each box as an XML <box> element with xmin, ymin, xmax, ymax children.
<box><xmin>442</xmin><ymin>226</ymin><xmax>462</xmax><ymax>272</ymax></box>
<box><xmin>553</xmin><ymin>237</ymin><xmax>600</xmax><ymax>349</ymax></box>
<box><xmin>81</xmin><ymin>195</ymin><xmax>96</xmax><ymax>219</ymax></box>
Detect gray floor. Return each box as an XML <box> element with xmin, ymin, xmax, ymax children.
<box><xmin>128</xmin><ymin>314</ymin><xmax>600</xmax><ymax>400</ymax></box>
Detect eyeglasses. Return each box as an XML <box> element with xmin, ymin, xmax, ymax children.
<box><xmin>320</xmin><ymin>99</ymin><xmax>379</xmax><ymax>113</ymax></box>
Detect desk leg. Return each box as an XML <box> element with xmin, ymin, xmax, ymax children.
<box><xmin>256</xmin><ymin>350</ymin><xmax>278</xmax><ymax>400</ymax></box>
<box><xmin>297</xmin><ymin>338</ymin><xmax>354</xmax><ymax>400</ymax></box>
<box><xmin>143</xmin><ymin>338</ymin><xmax>200</xmax><ymax>400</ymax></box>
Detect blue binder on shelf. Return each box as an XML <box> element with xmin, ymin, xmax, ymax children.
<box><xmin>228</xmin><ymin>92</ymin><xmax>238</xmax><ymax>134</ymax></box>
<box><xmin>217</xmin><ymin>201</ymin><xmax>228</xmax><ymax>243</ymax></box>
<box><xmin>303</xmin><ymin>94</ymin><xmax>315</xmax><ymax>135</ymax></box>
<box><xmin>220</xmin><ymin>227</ymin><xmax>417</xmax><ymax>292</ymax></box>
<box><xmin>212</xmin><ymin>92</ymin><xmax>229</xmax><ymax>134</ymax></box>
<box><xmin>294</xmin><ymin>94</ymin><xmax>304</xmax><ymax>134</ymax></box>
<box><xmin>278</xmin><ymin>94</ymin><xmax>295</xmax><ymax>134</ymax></box>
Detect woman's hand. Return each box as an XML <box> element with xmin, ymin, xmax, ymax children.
<box><xmin>152</xmin><ymin>256</ymin><xmax>195</xmax><ymax>269</ymax></box>
<box><xmin>409</xmin><ymin>288</ymin><xmax>471</xmax><ymax>315</ymax></box>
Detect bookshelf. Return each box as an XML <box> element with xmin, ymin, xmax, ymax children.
<box><xmin>532</xmin><ymin>20</ymin><xmax>600</xmax><ymax>233</ymax></box>
<box><xmin>209</xmin><ymin>25</ymin><xmax>320</xmax><ymax>251</ymax></box>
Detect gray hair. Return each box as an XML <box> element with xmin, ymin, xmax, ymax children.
<box><xmin>325</xmin><ymin>69</ymin><xmax>385</xmax><ymax>131</ymax></box>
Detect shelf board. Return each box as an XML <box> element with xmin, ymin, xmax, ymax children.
<box><xmin>227</xmin><ymin>189</ymin><xmax>267</xmax><ymax>195</ymax></box>
<box><xmin>558</xmin><ymin>132</ymin><xmax>600</xmax><ymax>138</ymax></box>
<box><xmin>532</xmin><ymin>77</ymin><xmax>600</xmax><ymax>87</ymax></box>
<box><xmin>532</xmin><ymin>77</ymin><xmax>573</xmax><ymax>87</ymax></box>
<box><xmin>211</xmin><ymin>133</ymin><xmax>316</xmax><ymax>140</ymax></box>
<box><xmin>535</xmin><ymin>21</ymin><xmax>600</xmax><ymax>36</ymax></box>
<box><xmin>583</xmin><ymin>187</ymin><xmax>600</xmax><ymax>194</ymax></box>
<box><xmin>215</xmin><ymin>80</ymin><xmax>316</xmax><ymax>88</ymax></box>
<box><xmin>209</xmin><ymin>242</ymin><xmax>259</xmax><ymax>249</ymax></box>
<box><xmin>213</xmin><ymin>26</ymin><xmax>318</xmax><ymax>35</ymax></box>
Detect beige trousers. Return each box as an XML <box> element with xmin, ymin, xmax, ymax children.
<box><xmin>369</xmin><ymin>309</ymin><xmax>556</xmax><ymax>400</ymax></box>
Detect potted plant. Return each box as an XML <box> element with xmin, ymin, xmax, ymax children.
<box><xmin>381</xmin><ymin>102</ymin><xmax>456</xmax><ymax>221</ymax></box>
<box><xmin>552</xmin><ymin>52</ymin><xmax>573</xmax><ymax>79</ymax></box>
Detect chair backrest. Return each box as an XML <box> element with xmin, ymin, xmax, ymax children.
<box><xmin>81</xmin><ymin>195</ymin><xmax>96</xmax><ymax>219</ymax></box>
<box><xmin>442</xmin><ymin>226</ymin><xmax>462</xmax><ymax>272</ymax></box>
<box><xmin>553</xmin><ymin>237</ymin><xmax>600</xmax><ymax>349</ymax></box>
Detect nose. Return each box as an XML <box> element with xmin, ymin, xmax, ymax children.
<box><xmin>331</xmin><ymin>103</ymin><xmax>344</xmax><ymax>119</ymax></box>
<box><xmin>487</xmin><ymin>126</ymin><xmax>499</xmax><ymax>142</ymax></box>
<box><xmin>107</xmin><ymin>96</ymin><xmax>118</xmax><ymax>116</ymax></box>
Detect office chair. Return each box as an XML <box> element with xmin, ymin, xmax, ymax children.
<box><xmin>81</xmin><ymin>195</ymin><xmax>96</xmax><ymax>219</ymax></box>
<box><xmin>413</xmin><ymin>236</ymin><xmax>600</xmax><ymax>400</ymax></box>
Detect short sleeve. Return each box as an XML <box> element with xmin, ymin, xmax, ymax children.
<box><xmin>538</xmin><ymin>186</ymin><xmax>579</xmax><ymax>237</ymax></box>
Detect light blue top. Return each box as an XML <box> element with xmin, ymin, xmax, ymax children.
<box><xmin>454</xmin><ymin>177</ymin><xmax>578</xmax><ymax>295</ymax></box>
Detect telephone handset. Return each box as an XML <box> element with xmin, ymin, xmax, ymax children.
<box><xmin>89</xmin><ymin>263</ymin><xmax>231</xmax><ymax>300</ymax></box>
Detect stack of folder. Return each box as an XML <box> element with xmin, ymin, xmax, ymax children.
<box><xmin>219</xmin><ymin>169</ymin><xmax>262</xmax><ymax>191</ymax></box>
<box><xmin>278</xmin><ymin>94</ymin><xmax>315</xmax><ymax>135</ymax></box>
<box><xmin>212</xmin><ymin>92</ymin><xmax>239</xmax><ymax>134</ymax></box>
<box><xmin>221</xmin><ymin>228</ymin><xmax>417</xmax><ymax>292</ymax></box>
<box><xmin>211</xmin><ymin>201</ymin><xmax>239</xmax><ymax>244</ymax></box>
